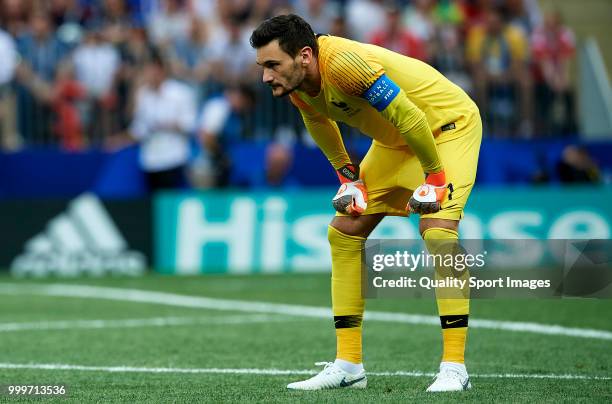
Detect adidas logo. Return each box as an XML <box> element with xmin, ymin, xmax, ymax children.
<box><xmin>11</xmin><ymin>193</ymin><xmax>146</xmax><ymax>277</ymax></box>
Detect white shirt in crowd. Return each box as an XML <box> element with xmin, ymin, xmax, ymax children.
<box><xmin>130</xmin><ymin>79</ymin><xmax>196</xmax><ymax>172</ymax></box>
<box><xmin>345</xmin><ymin>0</ymin><xmax>386</xmax><ymax>42</ymax></box>
<box><xmin>198</xmin><ymin>96</ymin><xmax>231</xmax><ymax>136</ymax></box>
<box><xmin>72</xmin><ymin>42</ymin><xmax>120</xmax><ymax>96</ymax></box>
<box><xmin>147</xmin><ymin>8</ymin><xmax>190</xmax><ymax>46</ymax></box>
<box><xmin>294</xmin><ymin>0</ymin><xmax>339</xmax><ymax>35</ymax></box>
<box><xmin>208</xmin><ymin>29</ymin><xmax>255</xmax><ymax>78</ymax></box>
<box><xmin>0</xmin><ymin>29</ymin><xmax>17</xmax><ymax>85</ymax></box>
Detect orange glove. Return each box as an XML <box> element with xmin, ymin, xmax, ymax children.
<box><xmin>407</xmin><ymin>171</ymin><xmax>453</xmax><ymax>214</ymax></box>
<box><xmin>332</xmin><ymin>164</ymin><xmax>368</xmax><ymax>216</ymax></box>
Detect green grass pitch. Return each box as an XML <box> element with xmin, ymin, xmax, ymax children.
<box><xmin>0</xmin><ymin>273</ymin><xmax>610</xmax><ymax>402</ymax></box>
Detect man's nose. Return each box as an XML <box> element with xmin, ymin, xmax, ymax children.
<box><xmin>262</xmin><ymin>69</ymin><xmax>274</xmax><ymax>84</ymax></box>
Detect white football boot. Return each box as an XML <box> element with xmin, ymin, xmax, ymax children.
<box><xmin>287</xmin><ymin>362</ymin><xmax>367</xmax><ymax>390</ymax></box>
<box><xmin>426</xmin><ymin>362</ymin><xmax>472</xmax><ymax>392</ymax></box>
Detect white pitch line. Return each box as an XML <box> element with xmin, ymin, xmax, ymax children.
<box><xmin>0</xmin><ymin>314</ymin><xmax>291</xmax><ymax>333</ymax></box>
<box><xmin>1</xmin><ymin>283</ymin><xmax>611</xmax><ymax>340</ymax></box>
<box><xmin>0</xmin><ymin>363</ymin><xmax>609</xmax><ymax>381</ymax></box>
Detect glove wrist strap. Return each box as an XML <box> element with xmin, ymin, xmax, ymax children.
<box><xmin>337</xmin><ymin>164</ymin><xmax>359</xmax><ymax>184</ymax></box>
<box><xmin>426</xmin><ymin>170</ymin><xmax>446</xmax><ymax>187</ymax></box>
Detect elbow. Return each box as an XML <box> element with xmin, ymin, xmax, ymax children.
<box><xmin>397</xmin><ymin>110</ymin><xmax>428</xmax><ymax>137</ymax></box>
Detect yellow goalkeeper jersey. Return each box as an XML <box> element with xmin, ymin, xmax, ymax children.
<box><xmin>290</xmin><ymin>35</ymin><xmax>479</xmax><ymax>174</ymax></box>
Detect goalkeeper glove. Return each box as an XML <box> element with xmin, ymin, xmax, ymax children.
<box><xmin>332</xmin><ymin>164</ymin><xmax>368</xmax><ymax>216</ymax></box>
<box><xmin>407</xmin><ymin>171</ymin><xmax>453</xmax><ymax>214</ymax></box>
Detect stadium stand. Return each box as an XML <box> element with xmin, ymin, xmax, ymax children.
<box><xmin>0</xmin><ymin>0</ymin><xmax>610</xmax><ymax>195</ymax></box>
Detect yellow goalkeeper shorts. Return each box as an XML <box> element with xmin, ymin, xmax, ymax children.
<box><xmin>343</xmin><ymin>115</ymin><xmax>482</xmax><ymax>221</ymax></box>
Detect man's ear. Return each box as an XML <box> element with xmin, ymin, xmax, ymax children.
<box><xmin>300</xmin><ymin>46</ymin><xmax>314</xmax><ymax>66</ymax></box>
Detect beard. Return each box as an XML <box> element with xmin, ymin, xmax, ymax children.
<box><xmin>270</xmin><ymin>82</ymin><xmax>300</xmax><ymax>97</ymax></box>
<box><xmin>270</xmin><ymin>63</ymin><xmax>304</xmax><ymax>97</ymax></box>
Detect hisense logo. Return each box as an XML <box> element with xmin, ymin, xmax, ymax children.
<box><xmin>11</xmin><ymin>193</ymin><xmax>146</xmax><ymax>277</ymax></box>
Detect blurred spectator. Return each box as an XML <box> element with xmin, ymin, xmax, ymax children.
<box><xmin>460</xmin><ymin>0</ymin><xmax>494</xmax><ymax>32</ymax></box>
<box><xmin>294</xmin><ymin>0</ymin><xmax>338</xmax><ymax>34</ymax></box>
<box><xmin>505</xmin><ymin>0</ymin><xmax>529</xmax><ymax>35</ymax></box>
<box><xmin>194</xmin><ymin>83</ymin><xmax>256</xmax><ymax>188</ymax></box>
<box><xmin>557</xmin><ymin>145</ymin><xmax>601</xmax><ymax>184</ymax></box>
<box><xmin>506</xmin><ymin>0</ymin><xmax>541</xmax><ymax>36</ymax></box>
<box><xmin>346</xmin><ymin>0</ymin><xmax>386</xmax><ymax>42</ymax></box>
<box><xmin>434</xmin><ymin>0</ymin><xmax>464</xmax><ymax>26</ymax></box>
<box><xmin>269</xmin><ymin>1</ymin><xmax>296</xmax><ymax>17</ymax></box>
<box><xmin>466</xmin><ymin>6</ymin><xmax>532</xmax><ymax>137</ymax></box>
<box><xmin>167</xmin><ymin>16</ymin><xmax>211</xmax><ymax>86</ymax></box>
<box><xmin>329</xmin><ymin>14</ymin><xmax>349</xmax><ymax>38</ymax></box>
<box><xmin>72</xmin><ymin>25</ymin><xmax>121</xmax><ymax>144</ymax></box>
<box><xmin>14</xmin><ymin>10</ymin><xmax>68</xmax><ymax>145</ymax></box>
<box><xmin>48</xmin><ymin>0</ymin><xmax>82</xmax><ymax>29</ymax></box>
<box><xmin>190</xmin><ymin>0</ymin><xmax>218</xmax><ymax>23</ymax></box>
<box><xmin>208</xmin><ymin>15</ymin><xmax>258</xmax><ymax>88</ymax></box>
<box><xmin>246</xmin><ymin>0</ymin><xmax>276</xmax><ymax>28</ymax></box>
<box><xmin>531</xmin><ymin>10</ymin><xmax>576</xmax><ymax>136</ymax></box>
<box><xmin>118</xmin><ymin>27</ymin><xmax>153</xmax><ymax>69</ymax></box>
<box><xmin>99</xmin><ymin>0</ymin><xmax>133</xmax><ymax>46</ymax></box>
<box><xmin>52</xmin><ymin>61</ymin><xmax>86</xmax><ymax>150</ymax></box>
<box><xmin>0</xmin><ymin>27</ymin><xmax>16</xmax><ymax>78</ymax></box>
<box><xmin>263</xmin><ymin>142</ymin><xmax>298</xmax><ymax>188</ymax></box>
<box><xmin>0</xmin><ymin>26</ymin><xmax>19</xmax><ymax>149</ymax></box>
<box><xmin>403</xmin><ymin>0</ymin><xmax>438</xmax><ymax>43</ymax></box>
<box><xmin>369</xmin><ymin>4</ymin><xmax>427</xmax><ymax>60</ymax></box>
<box><xmin>128</xmin><ymin>51</ymin><xmax>197</xmax><ymax>192</ymax></box>
<box><xmin>430</xmin><ymin>24</ymin><xmax>472</xmax><ymax>92</ymax></box>
<box><xmin>403</xmin><ymin>0</ymin><xmax>466</xmax><ymax>65</ymax></box>
<box><xmin>0</xmin><ymin>0</ymin><xmax>33</xmax><ymax>36</ymax></box>
<box><xmin>147</xmin><ymin>0</ymin><xmax>190</xmax><ymax>48</ymax></box>
<box><xmin>219</xmin><ymin>0</ymin><xmax>253</xmax><ymax>22</ymax></box>
<box><xmin>116</xmin><ymin>27</ymin><xmax>154</xmax><ymax>130</ymax></box>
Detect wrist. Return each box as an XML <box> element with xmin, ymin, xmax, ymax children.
<box><xmin>337</xmin><ymin>163</ymin><xmax>359</xmax><ymax>184</ymax></box>
<box><xmin>426</xmin><ymin>170</ymin><xmax>446</xmax><ymax>186</ymax></box>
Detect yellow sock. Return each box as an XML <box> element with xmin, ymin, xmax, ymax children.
<box><xmin>422</xmin><ymin>227</ymin><xmax>469</xmax><ymax>364</ymax></box>
<box><xmin>328</xmin><ymin>225</ymin><xmax>365</xmax><ymax>364</ymax></box>
<box><xmin>441</xmin><ymin>327</ymin><xmax>467</xmax><ymax>363</ymax></box>
<box><xmin>336</xmin><ymin>328</ymin><xmax>362</xmax><ymax>363</ymax></box>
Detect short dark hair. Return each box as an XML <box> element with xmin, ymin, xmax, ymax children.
<box><xmin>250</xmin><ymin>14</ymin><xmax>318</xmax><ymax>57</ymax></box>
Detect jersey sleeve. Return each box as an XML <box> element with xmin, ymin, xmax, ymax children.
<box><xmin>324</xmin><ymin>43</ymin><xmax>443</xmax><ymax>174</ymax></box>
<box><xmin>289</xmin><ymin>93</ymin><xmax>351</xmax><ymax>170</ymax></box>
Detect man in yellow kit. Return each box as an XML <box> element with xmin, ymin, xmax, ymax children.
<box><xmin>251</xmin><ymin>14</ymin><xmax>481</xmax><ymax>392</ymax></box>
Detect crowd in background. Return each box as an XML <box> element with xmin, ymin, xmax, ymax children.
<box><xmin>0</xmin><ymin>0</ymin><xmax>586</xmax><ymax>190</ymax></box>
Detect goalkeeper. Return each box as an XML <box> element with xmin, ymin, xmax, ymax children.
<box><xmin>251</xmin><ymin>14</ymin><xmax>481</xmax><ymax>392</ymax></box>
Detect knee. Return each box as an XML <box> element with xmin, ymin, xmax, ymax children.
<box><xmin>330</xmin><ymin>217</ymin><xmax>361</xmax><ymax>238</ymax></box>
<box><xmin>327</xmin><ymin>225</ymin><xmax>364</xmax><ymax>260</ymax></box>
<box><xmin>328</xmin><ymin>222</ymin><xmax>361</xmax><ymax>244</ymax></box>
<box><xmin>329</xmin><ymin>214</ymin><xmax>384</xmax><ymax>239</ymax></box>
<box><xmin>419</xmin><ymin>218</ymin><xmax>459</xmax><ymax>238</ymax></box>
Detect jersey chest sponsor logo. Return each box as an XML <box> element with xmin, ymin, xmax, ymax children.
<box><xmin>330</xmin><ymin>100</ymin><xmax>361</xmax><ymax>117</ymax></box>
